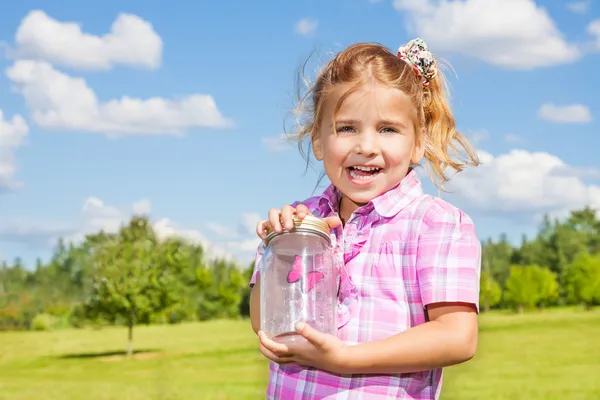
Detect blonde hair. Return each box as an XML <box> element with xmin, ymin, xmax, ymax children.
<box><xmin>289</xmin><ymin>42</ymin><xmax>480</xmax><ymax>190</ymax></box>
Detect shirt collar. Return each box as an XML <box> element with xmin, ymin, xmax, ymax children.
<box><xmin>317</xmin><ymin>169</ymin><xmax>424</xmax><ymax>219</ymax></box>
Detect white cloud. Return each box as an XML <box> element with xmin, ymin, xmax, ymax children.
<box><xmin>588</xmin><ymin>19</ymin><xmax>600</xmax><ymax>49</ymax></box>
<box><xmin>0</xmin><ymin>197</ymin><xmax>261</xmax><ymax>264</ymax></box>
<box><xmin>72</xmin><ymin>197</ymin><xmax>261</xmax><ymax>262</ymax></box>
<box><xmin>262</xmin><ymin>134</ymin><xmax>294</xmax><ymax>152</ymax></box>
<box><xmin>294</xmin><ymin>18</ymin><xmax>318</xmax><ymax>37</ymax></box>
<box><xmin>206</xmin><ymin>222</ymin><xmax>239</xmax><ymax>238</ymax></box>
<box><xmin>393</xmin><ymin>0</ymin><xmax>581</xmax><ymax>69</ymax></box>
<box><xmin>0</xmin><ymin>110</ymin><xmax>28</xmax><ymax>190</ymax></box>
<box><xmin>239</xmin><ymin>212</ymin><xmax>262</xmax><ymax>236</ymax></box>
<box><xmin>10</xmin><ymin>10</ymin><xmax>162</xmax><ymax>71</ymax></box>
<box><xmin>222</xmin><ymin>237</ymin><xmax>262</xmax><ymax>263</ymax></box>
<box><xmin>0</xmin><ymin>221</ymin><xmax>73</xmax><ymax>247</ymax></box>
<box><xmin>464</xmin><ymin>130</ymin><xmax>489</xmax><ymax>145</ymax></box>
<box><xmin>537</xmin><ymin>103</ymin><xmax>593</xmax><ymax>124</ymax></box>
<box><xmin>504</xmin><ymin>133</ymin><xmax>523</xmax><ymax>143</ymax></box>
<box><xmin>567</xmin><ymin>1</ymin><xmax>590</xmax><ymax>14</ymax></box>
<box><xmin>5</xmin><ymin>60</ymin><xmax>233</xmax><ymax>136</ymax></box>
<box><xmin>448</xmin><ymin>149</ymin><xmax>600</xmax><ymax>219</ymax></box>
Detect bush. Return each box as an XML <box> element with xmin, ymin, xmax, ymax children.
<box><xmin>31</xmin><ymin>313</ymin><xmax>58</xmax><ymax>331</ymax></box>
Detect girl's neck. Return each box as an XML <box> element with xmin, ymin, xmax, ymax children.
<box><xmin>339</xmin><ymin>196</ymin><xmax>363</xmax><ymax>225</ymax></box>
<box><xmin>337</xmin><ymin>169</ymin><xmax>412</xmax><ymax>224</ymax></box>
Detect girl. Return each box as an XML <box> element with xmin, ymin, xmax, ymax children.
<box><xmin>249</xmin><ymin>38</ymin><xmax>482</xmax><ymax>399</ymax></box>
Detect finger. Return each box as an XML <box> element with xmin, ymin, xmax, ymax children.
<box><xmin>280</xmin><ymin>205</ymin><xmax>296</xmax><ymax>231</ymax></box>
<box><xmin>259</xmin><ymin>331</ymin><xmax>292</xmax><ymax>356</ymax></box>
<box><xmin>295</xmin><ymin>322</ymin><xmax>328</xmax><ymax>348</ymax></box>
<box><xmin>259</xmin><ymin>343</ymin><xmax>294</xmax><ymax>364</ymax></box>
<box><xmin>255</xmin><ymin>220</ymin><xmax>271</xmax><ymax>239</ymax></box>
<box><xmin>295</xmin><ymin>204</ymin><xmax>310</xmax><ymax>219</ymax></box>
<box><xmin>323</xmin><ymin>216</ymin><xmax>342</xmax><ymax>229</ymax></box>
<box><xmin>268</xmin><ymin>208</ymin><xmax>283</xmax><ymax>233</ymax></box>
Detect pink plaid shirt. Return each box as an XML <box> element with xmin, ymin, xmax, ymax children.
<box><xmin>250</xmin><ymin>169</ymin><xmax>481</xmax><ymax>399</ymax></box>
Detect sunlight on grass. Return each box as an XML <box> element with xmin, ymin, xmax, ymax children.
<box><xmin>0</xmin><ymin>308</ymin><xmax>598</xmax><ymax>400</ymax></box>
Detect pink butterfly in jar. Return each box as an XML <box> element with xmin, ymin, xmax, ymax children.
<box><xmin>287</xmin><ymin>255</ymin><xmax>325</xmax><ymax>293</ymax></box>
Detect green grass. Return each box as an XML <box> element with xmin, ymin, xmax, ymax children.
<box><xmin>0</xmin><ymin>307</ymin><xmax>598</xmax><ymax>399</ymax></box>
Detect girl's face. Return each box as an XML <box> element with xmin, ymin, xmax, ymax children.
<box><xmin>312</xmin><ymin>81</ymin><xmax>424</xmax><ymax>218</ymax></box>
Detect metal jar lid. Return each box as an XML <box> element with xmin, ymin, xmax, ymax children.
<box><xmin>264</xmin><ymin>215</ymin><xmax>331</xmax><ymax>246</ymax></box>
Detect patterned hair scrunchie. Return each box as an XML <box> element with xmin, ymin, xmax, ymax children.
<box><xmin>397</xmin><ymin>38</ymin><xmax>438</xmax><ymax>87</ymax></box>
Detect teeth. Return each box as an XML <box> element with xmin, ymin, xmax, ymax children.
<box><xmin>352</xmin><ymin>166</ymin><xmax>380</xmax><ymax>171</ymax></box>
<box><xmin>350</xmin><ymin>168</ymin><xmax>380</xmax><ymax>180</ymax></box>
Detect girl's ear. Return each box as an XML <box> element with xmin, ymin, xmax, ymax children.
<box><xmin>311</xmin><ymin>130</ymin><xmax>323</xmax><ymax>161</ymax></box>
<box><xmin>410</xmin><ymin>127</ymin><xmax>426</xmax><ymax>164</ymax></box>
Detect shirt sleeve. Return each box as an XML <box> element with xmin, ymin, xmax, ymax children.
<box><xmin>415</xmin><ymin>204</ymin><xmax>482</xmax><ymax>312</ymax></box>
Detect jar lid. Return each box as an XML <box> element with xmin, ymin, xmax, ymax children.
<box><xmin>264</xmin><ymin>214</ymin><xmax>331</xmax><ymax>246</ymax></box>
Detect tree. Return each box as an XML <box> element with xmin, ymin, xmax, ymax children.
<box><xmin>238</xmin><ymin>263</ymin><xmax>255</xmax><ymax>317</ymax></box>
<box><xmin>196</xmin><ymin>265</ymin><xmax>219</xmax><ymax>320</ymax></box>
<box><xmin>563</xmin><ymin>252</ymin><xmax>600</xmax><ymax>310</ymax></box>
<box><xmin>486</xmin><ymin>234</ymin><xmax>514</xmax><ymax>287</ymax></box>
<box><xmin>218</xmin><ymin>265</ymin><xmax>246</xmax><ymax>318</ymax></box>
<box><xmin>479</xmin><ymin>271</ymin><xmax>501</xmax><ymax>312</ymax></box>
<box><xmin>83</xmin><ymin>216</ymin><xmax>185</xmax><ymax>357</ymax></box>
<box><xmin>504</xmin><ymin>265</ymin><xmax>559</xmax><ymax>313</ymax></box>
<box><xmin>195</xmin><ymin>259</ymin><xmax>247</xmax><ymax>320</ymax></box>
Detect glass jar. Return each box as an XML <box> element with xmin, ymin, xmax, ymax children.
<box><xmin>260</xmin><ymin>215</ymin><xmax>337</xmax><ymax>343</ymax></box>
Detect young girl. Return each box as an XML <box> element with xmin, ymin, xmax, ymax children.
<box><xmin>249</xmin><ymin>38</ymin><xmax>482</xmax><ymax>399</ymax></box>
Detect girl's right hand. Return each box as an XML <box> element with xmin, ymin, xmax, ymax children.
<box><xmin>256</xmin><ymin>204</ymin><xmax>342</xmax><ymax>240</ymax></box>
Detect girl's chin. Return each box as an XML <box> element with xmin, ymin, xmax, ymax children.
<box><xmin>339</xmin><ymin>189</ymin><xmax>381</xmax><ymax>208</ymax></box>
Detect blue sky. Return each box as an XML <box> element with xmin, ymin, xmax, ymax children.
<box><xmin>0</xmin><ymin>0</ymin><xmax>598</xmax><ymax>267</ymax></box>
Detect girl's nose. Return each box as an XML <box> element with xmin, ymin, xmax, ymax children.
<box><xmin>355</xmin><ymin>131</ymin><xmax>380</xmax><ymax>156</ymax></box>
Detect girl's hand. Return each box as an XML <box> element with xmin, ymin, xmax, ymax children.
<box><xmin>256</xmin><ymin>204</ymin><xmax>341</xmax><ymax>240</ymax></box>
<box><xmin>258</xmin><ymin>322</ymin><xmax>350</xmax><ymax>374</ymax></box>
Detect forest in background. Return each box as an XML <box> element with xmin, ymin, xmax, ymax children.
<box><xmin>1</xmin><ymin>207</ymin><xmax>599</xmax><ymax>353</ymax></box>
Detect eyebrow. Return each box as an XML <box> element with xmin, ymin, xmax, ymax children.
<box><xmin>334</xmin><ymin>118</ymin><xmax>408</xmax><ymax>129</ymax></box>
<box><xmin>380</xmin><ymin>119</ymin><xmax>408</xmax><ymax>129</ymax></box>
<box><xmin>334</xmin><ymin>119</ymin><xmax>360</xmax><ymax>126</ymax></box>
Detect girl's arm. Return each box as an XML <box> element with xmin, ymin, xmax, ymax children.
<box><xmin>343</xmin><ymin>302</ymin><xmax>478</xmax><ymax>374</ymax></box>
<box><xmin>249</xmin><ymin>276</ymin><xmax>261</xmax><ymax>334</ymax></box>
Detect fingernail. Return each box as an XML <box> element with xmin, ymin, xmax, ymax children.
<box><xmin>295</xmin><ymin>322</ymin><xmax>305</xmax><ymax>331</ymax></box>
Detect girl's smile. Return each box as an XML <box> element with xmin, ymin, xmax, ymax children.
<box><xmin>347</xmin><ymin>165</ymin><xmax>383</xmax><ymax>184</ymax></box>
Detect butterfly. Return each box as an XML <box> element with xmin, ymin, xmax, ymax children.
<box><xmin>286</xmin><ymin>255</ymin><xmax>325</xmax><ymax>293</ymax></box>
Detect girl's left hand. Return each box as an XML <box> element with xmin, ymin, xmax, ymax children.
<box><xmin>258</xmin><ymin>322</ymin><xmax>349</xmax><ymax>374</ymax></box>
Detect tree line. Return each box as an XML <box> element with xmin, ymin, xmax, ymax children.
<box><xmin>1</xmin><ymin>208</ymin><xmax>599</xmax><ymax>354</ymax></box>
<box><xmin>479</xmin><ymin>207</ymin><xmax>600</xmax><ymax>313</ymax></box>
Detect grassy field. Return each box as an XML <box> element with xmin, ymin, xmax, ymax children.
<box><xmin>0</xmin><ymin>308</ymin><xmax>598</xmax><ymax>400</ymax></box>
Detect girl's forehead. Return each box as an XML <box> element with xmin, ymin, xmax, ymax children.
<box><xmin>323</xmin><ymin>82</ymin><xmax>415</xmax><ymax>116</ymax></box>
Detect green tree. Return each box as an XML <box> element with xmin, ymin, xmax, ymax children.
<box><xmin>504</xmin><ymin>265</ymin><xmax>559</xmax><ymax>313</ymax></box>
<box><xmin>238</xmin><ymin>263</ymin><xmax>255</xmax><ymax>317</ymax></box>
<box><xmin>563</xmin><ymin>252</ymin><xmax>600</xmax><ymax>310</ymax></box>
<box><xmin>479</xmin><ymin>271</ymin><xmax>501</xmax><ymax>312</ymax></box>
<box><xmin>196</xmin><ymin>265</ymin><xmax>219</xmax><ymax>320</ymax></box>
<box><xmin>218</xmin><ymin>264</ymin><xmax>246</xmax><ymax>318</ymax></box>
<box><xmin>486</xmin><ymin>234</ymin><xmax>514</xmax><ymax>287</ymax></box>
<box><xmin>83</xmin><ymin>216</ymin><xmax>185</xmax><ymax>357</ymax></box>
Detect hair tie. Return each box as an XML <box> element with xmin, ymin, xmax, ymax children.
<box><xmin>397</xmin><ymin>38</ymin><xmax>438</xmax><ymax>87</ymax></box>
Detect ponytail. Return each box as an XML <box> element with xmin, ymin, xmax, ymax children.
<box><xmin>398</xmin><ymin>38</ymin><xmax>480</xmax><ymax>190</ymax></box>
<box><xmin>422</xmin><ymin>68</ymin><xmax>480</xmax><ymax>190</ymax></box>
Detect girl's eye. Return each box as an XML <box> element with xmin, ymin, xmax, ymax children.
<box><xmin>380</xmin><ymin>127</ymin><xmax>398</xmax><ymax>134</ymax></box>
<box><xmin>336</xmin><ymin>125</ymin><xmax>354</xmax><ymax>133</ymax></box>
